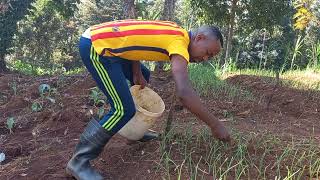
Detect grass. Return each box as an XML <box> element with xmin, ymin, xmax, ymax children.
<box><xmin>7</xmin><ymin>59</ymin><xmax>85</xmax><ymax>76</ymax></box>
<box><xmin>188</xmin><ymin>64</ymin><xmax>254</xmax><ymax>101</ymax></box>
<box><xmin>158</xmin><ymin>125</ymin><xmax>320</xmax><ymax>179</ymax></box>
<box><xmin>228</xmin><ymin>68</ymin><xmax>320</xmax><ymax>91</ymax></box>
<box><xmin>159</xmin><ymin>64</ymin><xmax>320</xmax><ymax>179</ymax></box>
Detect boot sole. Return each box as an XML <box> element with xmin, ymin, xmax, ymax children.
<box><xmin>66</xmin><ymin>166</ymin><xmax>80</xmax><ymax>180</ymax></box>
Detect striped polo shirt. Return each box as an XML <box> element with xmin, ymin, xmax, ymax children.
<box><xmin>89</xmin><ymin>20</ymin><xmax>190</xmax><ymax>62</ymax></box>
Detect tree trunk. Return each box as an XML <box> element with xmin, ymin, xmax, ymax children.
<box><xmin>161</xmin><ymin>0</ymin><xmax>176</xmax><ymax>21</ymax></box>
<box><xmin>0</xmin><ymin>55</ymin><xmax>9</xmax><ymax>73</ymax></box>
<box><xmin>122</xmin><ymin>0</ymin><xmax>136</xmax><ymax>19</ymax></box>
<box><xmin>159</xmin><ymin>0</ymin><xmax>178</xmax><ymax>136</ymax></box>
<box><xmin>155</xmin><ymin>0</ymin><xmax>176</xmax><ymax>72</ymax></box>
<box><xmin>223</xmin><ymin>0</ymin><xmax>238</xmax><ymax>67</ymax></box>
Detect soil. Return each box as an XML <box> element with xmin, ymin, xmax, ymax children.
<box><xmin>0</xmin><ymin>71</ymin><xmax>319</xmax><ymax>179</ymax></box>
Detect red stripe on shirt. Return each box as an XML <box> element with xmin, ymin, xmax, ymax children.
<box><xmin>91</xmin><ymin>29</ymin><xmax>184</xmax><ymax>41</ymax></box>
<box><xmin>91</xmin><ymin>21</ymin><xmax>179</xmax><ymax>31</ymax></box>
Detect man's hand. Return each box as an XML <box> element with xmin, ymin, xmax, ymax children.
<box><xmin>132</xmin><ymin>61</ymin><xmax>147</xmax><ymax>89</ymax></box>
<box><xmin>133</xmin><ymin>72</ymin><xmax>147</xmax><ymax>89</ymax></box>
<box><xmin>209</xmin><ymin>122</ymin><xmax>231</xmax><ymax>142</ymax></box>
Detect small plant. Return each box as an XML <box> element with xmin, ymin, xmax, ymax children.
<box><xmin>6</xmin><ymin>117</ymin><xmax>15</xmax><ymax>134</ymax></box>
<box><xmin>89</xmin><ymin>87</ymin><xmax>105</xmax><ymax>107</ymax></box>
<box><xmin>38</xmin><ymin>83</ymin><xmax>51</xmax><ymax>97</ymax></box>
<box><xmin>31</xmin><ymin>102</ymin><xmax>43</xmax><ymax>112</ymax></box>
<box><xmin>97</xmin><ymin>107</ymin><xmax>105</xmax><ymax>119</ymax></box>
<box><xmin>8</xmin><ymin>81</ymin><xmax>17</xmax><ymax>96</ymax></box>
<box><xmin>29</xmin><ymin>84</ymin><xmax>56</xmax><ymax>112</ymax></box>
<box><xmin>56</xmin><ymin>74</ymin><xmax>66</xmax><ymax>88</ymax></box>
<box><xmin>38</xmin><ymin>84</ymin><xmax>56</xmax><ymax>103</ymax></box>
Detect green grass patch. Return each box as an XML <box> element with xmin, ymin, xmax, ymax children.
<box><xmin>188</xmin><ymin>64</ymin><xmax>254</xmax><ymax>101</ymax></box>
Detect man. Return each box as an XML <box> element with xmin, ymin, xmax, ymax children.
<box><xmin>66</xmin><ymin>19</ymin><xmax>230</xmax><ymax>180</ymax></box>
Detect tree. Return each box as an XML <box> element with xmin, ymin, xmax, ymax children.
<box><xmin>161</xmin><ymin>0</ymin><xmax>176</xmax><ymax>21</ymax></box>
<box><xmin>224</xmin><ymin>0</ymin><xmax>238</xmax><ymax>66</ymax></box>
<box><xmin>155</xmin><ymin>0</ymin><xmax>177</xmax><ymax>71</ymax></box>
<box><xmin>122</xmin><ymin>0</ymin><xmax>136</xmax><ymax>18</ymax></box>
<box><xmin>75</xmin><ymin>0</ymin><xmax>122</xmax><ymax>29</ymax></box>
<box><xmin>136</xmin><ymin>0</ymin><xmax>162</xmax><ymax>20</ymax></box>
<box><xmin>12</xmin><ymin>0</ymin><xmax>80</xmax><ymax>74</ymax></box>
<box><xmin>0</xmin><ymin>0</ymin><xmax>34</xmax><ymax>73</ymax></box>
<box><xmin>189</xmin><ymin>0</ymin><xmax>293</xmax><ymax>69</ymax></box>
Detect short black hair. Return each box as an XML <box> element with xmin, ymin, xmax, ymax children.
<box><xmin>210</xmin><ymin>26</ymin><xmax>224</xmax><ymax>47</ymax></box>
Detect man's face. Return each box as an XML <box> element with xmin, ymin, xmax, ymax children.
<box><xmin>189</xmin><ymin>34</ymin><xmax>222</xmax><ymax>63</ymax></box>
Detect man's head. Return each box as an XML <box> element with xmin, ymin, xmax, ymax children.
<box><xmin>188</xmin><ymin>26</ymin><xmax>223</xmax><ymax>63</ymax></box>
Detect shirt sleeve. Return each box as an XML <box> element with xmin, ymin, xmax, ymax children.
<box><xmin>167</xmin><ymin>37</ymin><xmax>190</xmax><ymax>63</ymax></box>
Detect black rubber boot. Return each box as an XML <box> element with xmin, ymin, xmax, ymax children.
<box><xmin>66</xmin><ymin>119</ymin><xmax>111</xmax><ymax>180</ymax></box>
<box><xmin>138</xmin><ymin>131</ymin><xmax>159</xmax><ymax>142</ymax></box>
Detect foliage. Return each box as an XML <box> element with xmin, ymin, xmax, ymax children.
<box><xmin>2</xmin><ymin>0</ymin><xmax>320</xmax><ymax>74</ymax></box>
<box><xmin>188</xmin><ymin>0</ymin><xmax>294</xmax><ymax>70</ymax></box>
<box><xmin>306</xmin><ymin>41</ymin><xmax>320</xmax><ymax>69</ymax></box>
<box><xmin>135</xmin><ymin>0</ymin><xmax>162</xmax><ymax>20</ymax></box>
<box><xmin>75</xmin><ymin>0</ymin><xmax>122</xmax><ymax>29</ymax></box>
<box><xmin>31</xmin><ymin>83</ymin><xmax>56</xmax><ymax>112</ymax></box>
<box><xmin>291</xmin><ymin>35</ymin><xmax>304</xmax><ymax>69</ymax></box>
<box><xmin>8</xmin><ymin>0</ymin><xmax>125</xmax><ymax>74</ymax></box>
<box><xmin>0</xmin><ymin>0</ymin><xmax>34</xmax><ymax>71</ymax></box>
<box><xmin>235</xmin><ymin>30</ymin><xmax>287</xmax><ymax>71</ymax></box>
<box><xmin>189</xmin><ymin>0</ymin><xmax>292</xmax><ymax>32</ymax></box>
<box><xmin>47</xmin><ymin>0</ymin><xmax>80</xmax><ymax>19</ymax></box>
<box><xmin>176</xmin><ymin>0</ymin><xmax>199</xmax><ymax>29</ymax></box>
<box><xmin>11</xmin><ymin>0</ymin><xmax>81</xmax><ymax>74</ymax></box>
<box><xmin>89</xmin><ymin>87</ymin><xmax>106</xmax><ymax>107</ymax></box>
<box><xmin>31</xmin><ymin>102</ymin><xmax>43</xmax><ymax>112</ymax></box>
<box><xmin>293</xmin><ymin>0</ymin><xmax>320</xmax><ymax>30</ymax></box>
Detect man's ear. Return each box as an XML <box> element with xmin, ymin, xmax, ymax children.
<box><xmin>195</xmin><ymin>33</ymin><xmax>206</xmax><ymax>42</ymax></box>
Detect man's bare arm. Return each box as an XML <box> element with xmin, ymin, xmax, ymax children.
<box><xmin>170</xmin><ymin>54</ymin><xmax>230</xmax><ymax>142</ymax></box>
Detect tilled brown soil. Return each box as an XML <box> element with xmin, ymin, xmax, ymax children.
<box><xmin>0</xmin><ymin>71</ymin><xmax>319</xmax><ymax>179</ymax></box>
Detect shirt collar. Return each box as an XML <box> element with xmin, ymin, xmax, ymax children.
<box><xmin>188</xmin><ymin>31</ymin><xmax>192</xmax><ymax>40</ymax></box>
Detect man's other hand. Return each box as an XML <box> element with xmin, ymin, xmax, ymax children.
<box><xmin>133</xmin><ymin>73</ymin><xmax>147</xmax><ymax>89</ymax></box>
